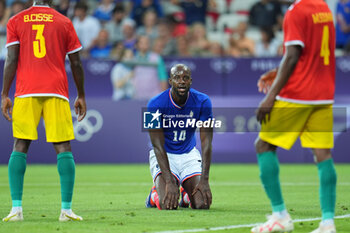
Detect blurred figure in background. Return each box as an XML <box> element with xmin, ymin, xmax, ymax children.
<box><xmin>188</xmin><ymin>22</ymin><xmax>210</xmax><ymax>56</ymax></box>
<box><xmin>105</xmin><ymin>3</ymin><xmax>128</xmax><ymax>46</ymax></box>
<box><xmin>136</xmin><ymin>9</ymin><xmax>159</xmax><ymax>42</ymax></box>
<box><xmin>227</xmin><ymin>21</ymin><xmax>255</xmax><ymax>57</ymax></box>
<box><xmin>131</xmin><ymin>0</ymin><xmax>163</xmax><ymax>26</ymax></box>
<box><xmin>157</xmin><ymin>18</ymin><xmax>177</xmax><ymax>56</ymax></box>
<box><xmin>180</xmin><ymin>0</ymin><xmax>208</xmax><ymax>25</ymax></box>
<box><xmin>208</xmin><ymin>41</ymin><xmax>224</xmax><ymax>57</ymax></box>
<box><xmin>132</xmin><ymin>36</ymin><xmax>167</xmax><ymax>100</ymax></box>
<box><xmin>227</xmin><ymin>37</ymin><xmax>241</xmax><ymax>58</ymax></box>
<box><xmin>255</xmin><ymin>26</ymin><xmax>281</xmax><ymax>57</ymax></box>
<box><xmin>335</xmin><ymin>0</ymin><xmax>350</xmax><ymax>49</ymax></box>
<box><xmin>89</xmin><ymin>29</ymin><xmax>113</xmax><ymax>59</ymax></box>
<box><xmin>111</xmin><ymin>48</ymin><xmax>135</xmax><ymax>101</ymax></box>
<box><xmin>161</xmin><ymin>0</ymin><xmax>183</xmax><ymax>16</ymax></box>
<box><xmin>0</xmin><ymin>0</ymin><xmax>9</xmax><ymax>35</ymax></box>
<box><xmin>110</xmin><ymin>41</ymin><xmax>125</xmax><ymax>60</ymax></box>
<box><xmin>152</xmin><ymin>37</ymin><xmax>165</xmax><ymax>54</ymax></box>
<box><xmin>121</xmin><ymin>18</ymin><xmax>137</xmax><ymax>50</ymax></box>
<box><xmin>249</xmin><ymin>0</ymin><xmax>283</xmax><ymax>31</ymax></box>
<box><xmin>72</xmin><ymin>2</ymin><xmax>101</xmax><ymax>55</ymax></box>
<box><xmin>93</xmin><ymin>0</ymin><xmax>115</xmax><ymax>22</ymax></box>
<box><xmin>0</xmin><ymin>0</ymin><xmax>9</xmax><ymax>59</ymax></box>
<box><xmin>169</xmin><ymin>12</ymin><xmax>187</xmax><ymax>37</ymax></box>
<box><xmin>10</xmin><ymin>0</ymin><xmax>25</xmax><ymax>16</ymax></box>
<box><xmin>176</xmin><ymin>35</ymin><xmax>190</xmax><ymax>57</ymax></box>
<box><xmin>54</xmin><ymin>0</ymin><xmax>70</xmax><ymax>16</ymax></box>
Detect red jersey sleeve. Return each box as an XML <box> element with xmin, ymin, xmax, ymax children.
<box><xmin>65</xmin><ymin>20</ymin><xmax>82</xmax><ymax>54</ymax></box>
<box><xmin>284</xmin><ymin>7</ymin><xmax>305</xmax><ymax>48</ymax></box>
<box><xmin>6</xmin><ymin>18</ymin><xmax>19</xmax><ymax>47</ymax></box>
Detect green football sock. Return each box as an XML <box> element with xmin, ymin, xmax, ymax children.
<box><xmin>317</xmin><ymin>158</ymin><xmax>337</xmax><ymax>220</ymax></box>
<box><xmin>57</xmin><ymin>152</ymin><xmax>75</xmax><ymax>210</ymax></box>
<box><xmin>8</xmin><ymin>151</ymin><xmax>27</xmax><ymax>207</ymax></box>
<box><xmin>257</xmin><ymin>151</ymin><xmax>286</xmax><ymax>212</ymax></box>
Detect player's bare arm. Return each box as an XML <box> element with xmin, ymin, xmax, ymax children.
<box><xmin>256</xmin><ymin>45</ymin><xmax>302</xmax><ymax>124</ymax></box>
<box><xmin>1</xmin><ymin>45</ymin><xmax>19</xmax><ymax>122</ymax></box>
<box><xmin>192</xmin><ymin>127</ymin><xmax>213</xmax><ymax>208</ymax></box>
<box><xmin>149</xmin><ymin>128</ymin><xmax>180</xmax><ymax>210</ymax></box>
<box><xmin>68</xmin><ymin>52</ymin><xmax>86</xmax><ymax>122</ymax></box>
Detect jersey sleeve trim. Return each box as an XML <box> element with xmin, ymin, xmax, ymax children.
<box><xmin>276</xmin><ymin>96</ymin><xmax>334</xmax><ymax>105</ymax></box>
<box><xmin>284</xmin><ymin>40</ymin><xmax>305</xmax><ymax>48</ymax></box>
<box><xmin>67</xmin><ymin>46</ymin><xmax>83</xmax><ymax>55</ymax></box>
<box><xmin>17</xmin><ymin>93</ymin><xmax>69</xmax><ymax>101</ymax></box>
<box><xmin>6</xmin><ymin>41</ymin><xmax>20</xmax><ymax>48</ymax></box>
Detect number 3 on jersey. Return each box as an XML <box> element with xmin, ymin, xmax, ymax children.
<box><xmin>173</xmin><ymin>130</ymin><xmax>186</xmax><ymax>142</ymax></box>
<box><xmin>32</xmin><ymin>24</ymin><xmax>46</xmax><ymax>58</ymax></box>
<box><xmin>320</xmin><ymin>25</ymin><xmax>330</xmax><ymax>66</ymax></box>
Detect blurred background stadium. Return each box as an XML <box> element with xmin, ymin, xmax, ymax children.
<box><xmin>0</xmin><ymin>0</ymin><xmax>350</xmax><ymax>164</ymax></box>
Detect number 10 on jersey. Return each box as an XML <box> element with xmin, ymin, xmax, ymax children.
<box><xmin>32</xmin><ymin>24</ymin><xmax>46</xmax><ymax>58</ymax></box>
<box><xmin>173</xmin><ymin>130</ymin><xmax>186</xmax><ymax>142</ymax></box>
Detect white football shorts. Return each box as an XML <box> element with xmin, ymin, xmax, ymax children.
<box><xmin>149</xmin><ymin>147</ymin><xmax>202</xmax><ymax>184</ymax></box>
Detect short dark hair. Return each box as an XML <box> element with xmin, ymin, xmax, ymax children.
<box><xmin>112</xmin><ymin>3</ymin><xmax>125</xmax><ymax>14</ymax></box>
<box><xmin>11</xmin><ymin>0</ymin><xmax>25</xmax><ymax>7</ymax></box>
<box><xmin>74</xmin><ymin>2</ymin><xmax>88</xmax><ymax>12</ymax></box>
<box><xmin>260</xmin><ymin>26</ymin><xmax>275</xmax><ymax>42</ymax></box>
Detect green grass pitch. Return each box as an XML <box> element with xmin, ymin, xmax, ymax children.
<box><xmin>0</xmin><ymin>164</ymin><xmax>349</xmax><ymax>233</ymax></box>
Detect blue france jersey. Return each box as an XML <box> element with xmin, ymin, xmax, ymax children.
<box><xmin>147</xmin><ymin>88</ymin><xmax>213</xmax><ymax>154</ymax></box>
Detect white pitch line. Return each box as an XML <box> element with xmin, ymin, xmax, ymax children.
<box><xmin>0</xmin><ymin>182</ymin><xmax>349</xmax><ymax>187</ymax></box>
<box><xmin>154</xmin><ymin>214</ymin><xmax>350</xmax><ymax>233</ymax></box>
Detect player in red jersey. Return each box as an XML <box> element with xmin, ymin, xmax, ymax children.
<box><xmin>1</xmin><ymin>0</ymin><xmax>86</xmax><ymax>222</ymax></box>
<box><xmin>252</xmin><ymin>0</ymin><xmax>337</xmax><ymax>233</ymax></box>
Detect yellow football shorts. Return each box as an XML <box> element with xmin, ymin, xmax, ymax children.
<box><xmin>12</xmin><ymin>97</ymin><xmax>75</xmax><ymax>142</ymax></box>
<box><xmin>259</xmin><ymin>100</ymin><xmax>333</xmax><ymax>150</ymax></box>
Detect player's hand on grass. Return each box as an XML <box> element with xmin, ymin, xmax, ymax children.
<box><xmin>256</xmin><ymin>96</ymin><xmax>275</xmax><ymax>124</ymax></box>
<box><xmin>1</xmin><ymin>96</ymin><xmax>12</xmax><ymax>122</ymax></box>
<box><xmin>163</xmin><ymin>182</ymin><xmax>179</xmax><ymax>210</ymax></box>
<box><xmin>193</xmin><ymin>180</ymin><xmax>212</xmax><ymax>208</ymax></box>
<box><xmin>74</xmin><ymin>96</ymin><xmax>87</xmax><ymax>122</ymax></box>
<box><xmin>258</xmin><ymin>68</ymin><xmax>277</xmax><ymax>94</ymax></box>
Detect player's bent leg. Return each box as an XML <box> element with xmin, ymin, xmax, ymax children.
<box><xmin>182</xmin><ymin>176</ymin><xmax>210</xmax><ymax>209</ymax></box>
<box><xmin>154</xmin><ymin>174</ymin><xmax>179</xmax><ymax>210</ymax></box>
<box><xmin>54</xmin><ymin>141</ymin><xmax>82</xmax><ymax>221</ymax></box>
<box><xmin>312</xmin><ymin>149</ymin><xmax>337</xmax><ymax>233</ymax></box>
<box><xmin>3</xmin><ymin>139</ymin><xmax>31</xmax><ymax>222</ymax></box>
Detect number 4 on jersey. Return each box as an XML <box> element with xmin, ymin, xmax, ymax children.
<box><xmin>320</xmin><ymin>25</ymin><xmax>330</xmax><ymax>66</ymax></box>
<box><xmin>32</xmin><ymin>24</ymin><xmax>46</xmax><ymax>58</ymax></box>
